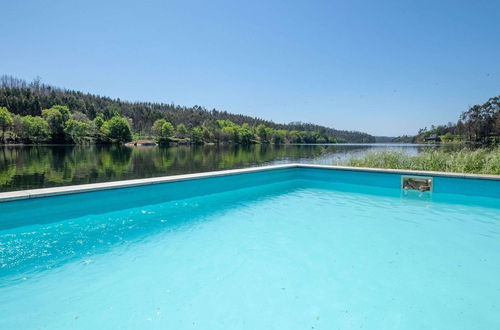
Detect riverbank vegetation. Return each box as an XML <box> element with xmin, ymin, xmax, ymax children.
<box><xmin>0</xmin><ymin>104</ymin><xmax>347</xmax><ymax>145</ymax></box>
<box><xmin>0</xmin><ymin>76</ymin><xmax>375</xmax><ymax>144</ymax></box>
<box><xmin>393</xmin><ymin>95</ymin><xmax>499</xmax><ymax>145</ymax></box>
<box><xmin>344</xmin><ymin>148</ymin><xmax>500</xmax><ymax>175</ymax></box>
<box><xmin>0</xmin><ymin>105</ymin><xmax>133</xmax><ymax>144</ymax></box>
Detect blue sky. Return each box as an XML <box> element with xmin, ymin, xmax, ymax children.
<box><xmin>1</xmin><ymin>0</ymin><xmax>499</xmax><ymax>136</ymax></box>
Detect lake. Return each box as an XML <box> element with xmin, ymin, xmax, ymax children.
<box><xmin>0</xmin><ymin>144</ymin><xmax>442</xmax><ymax>192</ymax></box>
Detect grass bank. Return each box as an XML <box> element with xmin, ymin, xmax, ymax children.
<box><xmin>343</xmin><ymin>148</ymin><xmax>500</xmax><ymax>175</ymax></box>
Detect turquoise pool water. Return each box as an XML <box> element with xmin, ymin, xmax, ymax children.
<box><xmin>1</xmin><ymin>168</ymin><xmax>499</xmax><ymax>329</ymax></box>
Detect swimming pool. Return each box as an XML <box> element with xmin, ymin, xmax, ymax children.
<box><xmin>1</xmin><ymin>165</ymin><xmax>499</xmax><ymax>329</ymax></box>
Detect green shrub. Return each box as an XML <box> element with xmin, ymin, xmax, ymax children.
<box><xmin>42</xmin><ymin>108</ymin><xmax>65</xmax><ymax>142</ymax></box>
<box><xmin>20</xmin><ymin>116</ymin><xmax>50</xmax><ymax>143</ymax></box>
<box><xmin>0</xmin><ymin>107</ymin><xmax>13</xmax><ymax>142</ymax></box>
<box><xmin>152</xmin><ymin>119</ymin><xmax>174</xmax><ymax>143</ymax></box>
<box><xmin>64</xmin><ymin>119</ymin><xmax>91</xmax><ymax>144</ymax></box>
<box><xmin>100</xmin><ymin>116</ymin><xmax>132</xmax><ymax>143</ymax></box>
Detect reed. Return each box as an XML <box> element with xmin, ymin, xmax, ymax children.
<box><xmin>344</xmin><ymin>148</ymin><xmax>500</xmax><ymax>175</ymax></box>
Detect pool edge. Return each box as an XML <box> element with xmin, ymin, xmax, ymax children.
<box><xmin>1</xmin><ymin>164</ymin><xmax>499</xmax><ymax>202</ymax></box>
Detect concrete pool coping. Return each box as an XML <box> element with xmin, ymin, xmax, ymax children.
<box><xmin>1</xmin><ymin>164</ymin><xmax>499</xmax><ymax>202</ymax></box>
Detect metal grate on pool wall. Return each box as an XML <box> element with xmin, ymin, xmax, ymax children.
<box><xmin>401</xmin><ymin>176</ymin><xmax>433</xmax><ymax>192</ymax></box>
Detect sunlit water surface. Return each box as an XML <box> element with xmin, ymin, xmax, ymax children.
<box><xmin>1</xmin><ymin>178</ymin><xmax>499</xmax><ymax>329</ymax></box>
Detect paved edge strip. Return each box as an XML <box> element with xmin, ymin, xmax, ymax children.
<box><xmin>1</xmin><ymin>164</ymin><xmax>499</xmax><ymax>202</ymax></box>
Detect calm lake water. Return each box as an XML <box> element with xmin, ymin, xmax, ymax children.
<box><xmin>0</xmin><ymin>144</ymin><xmax>441</xmax><ymax>192</ymax></box>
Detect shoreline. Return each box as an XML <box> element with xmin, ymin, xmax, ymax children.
<box><xmin>1</xmin><ymin>163</ymin><xmax>499</xmax><ymax>202</ymax></box>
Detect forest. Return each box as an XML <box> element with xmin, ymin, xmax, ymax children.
<box><xmin>393</xmin><ymin>95</ymin><xmax>500</xmax><ymax>145</ymax></box>
<box><xmin>0</xmin><ymin>76</ymin><xmax>375</xmax><ymax>145</ymax></box>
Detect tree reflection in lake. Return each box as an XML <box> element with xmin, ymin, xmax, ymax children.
<box><xmin>0</xmin><ymin>144</ymin><xmax>442</xmax><ymax>192</ymax></box>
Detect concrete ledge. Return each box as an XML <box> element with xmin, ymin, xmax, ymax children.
<box><xmin>0</xmin><ymin>164</ymin><xmax>297</xmax><ymax>202</ymax></box>
<box><xmin>0</xmin><ymin>164</ymin><xmax>499</xmax><ymax>202</ymax></box>
<box><xmin>298</xmin><ymin>164</ymin><xmax>500</xmax><ymax>180</ymax></box>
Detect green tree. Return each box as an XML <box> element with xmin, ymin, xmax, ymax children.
<box><xmin>103</xmin><ymin>104</ymin><xmax>120</xmax><ymax>119</ymax></box>
<box><xmin>64</xmin><ymin>119</ymin><xmax>90</xmax><ymax>144</ymax></box>
<box><xmin>0</xmin><ymin>107</ymin><xmax>13</xmax><ymax>142</ymax></box>
<box><xmin>49</xmin><ymin>105</ymin><xmax>70</xmax><ymax>122</ymax></box>
<box><xmin>70</xmin><ymin>111</ymin><xmax>91</xmax><ymax>123</ymax></box>
<box><xmin>100</xmin><ymin>116</ymin><xmax>132</xmax><ymax>143</ymax></box>
<box><xmin>271</xmin><ymin>129</ymin><xmax>286</xmax><ymax>144</ymax></box>
<box><xmin>10</xmin><ymin>115</ymin><xmax>23</xmax><ymax>141</ymax></box>
<box><xmin>161</xmin><ymin>121</ymin><xmax>174</xmax><ymax>138</ymax></box>
<box><xmin>176</xmin><ymin>123</ymin><xmax>189</xmax><ymax>138</ymax></box>
<box><xmin>93</xmin><ymin>114</ymin><xmax>106</xmax><ymax>142</ymax></box>
<box><xmin>152</xmin><ymin>119</ymin><xmax>166</xmax><ymax>136</ymax></box>
<box><xmin>239</xmin><ymin>123</ymin><xmax>254</xmax><ymax>144</ymax></box>
<box><xmin>289</xmin><ymin>130</ymin><xmax>302</xmax><ymax>143</ymax></box>
<box><xmin>94</xmin><ymin>114</ymin><xmax>105</xmax><ymax>129</ymax></box>
<box><xmin>257</xmin><ymin>124</ymin><xmax>268</xmax><ymax>143</ymax></box>
<box><xmin>152</xmin><ymin>119</ymin><xmax>174</xmax><ymax>143</ymax></box>
<box><xmin>42</xmin><ymin>107</ymin><xmax>65</xmax><ymax>142</ymax></box>
<box><xmin>190</xmin><ymin>126</ymin><xmax>204</xmax><ymax>144</ymax></box>
<box><xmin>217</xmin><ymin>119</ymin><xmax>234</xmax><ymax>128</ymax></box>
<box><xmin>460</xmin><ymin>96</ymin><xmax>499</xmax><ymax>142</ymax></box>
<box><xmin>202</xmin><ymin>126</ymin><xmax>214</xmax><ymax>142</ymax></box>
<box><xmin>21</xmin><ymin>116</ymin><xmax>50</xmax><ymax>143</ymax></box>
<box><xmin>222</xmin><ymin>126</ymin><xmax>239</xmax><ymax>143</ymax></box>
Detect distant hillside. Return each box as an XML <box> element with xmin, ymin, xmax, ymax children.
<box><xmin>374</xmin><ymin>136</ymin><xmax>396</xmax><ymax>143</ymax></box>
<box><xmin>0</xmin><ymin>75</ymin><xmax>375</xmax><ymax>143</ymax></box>
<box><xmin>392</xmin><ymin>95</ymin><xmax>499</xmax><ymax>145</ymax></box>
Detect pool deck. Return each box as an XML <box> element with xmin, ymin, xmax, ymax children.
<box><xmin>1</xmin><ymin>164</ymin><xmax>499</xmax><ymax>202</ymax></box>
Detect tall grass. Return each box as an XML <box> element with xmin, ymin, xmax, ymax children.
<box><xmin>344</xmin><ymin>148</ymin><xmax>500</xmax><ymax>175</ymax></box>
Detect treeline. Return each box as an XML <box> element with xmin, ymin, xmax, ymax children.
<box><xmin>151</xmin><ymin>118</ymin><xmax>345</xmax><ymax>145</ymax></box>
<box><xmin>0</xmin><ymin>105</ymin><xmax>132</xmax><ymax>144</ymax></box>
<box><xmin>398</xmin><ymin>95</ymin><xmax>499</xmax><ymax>144</ymax></box>
<box><xmin>0</xmin><ymin>105</ymin><xmax>348</xmax><ymax>145</ymax></box>
<box><xmin>0</xmin><ymin>75</ymin><xmax>375</xmax><ymax>144</ymax></box>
